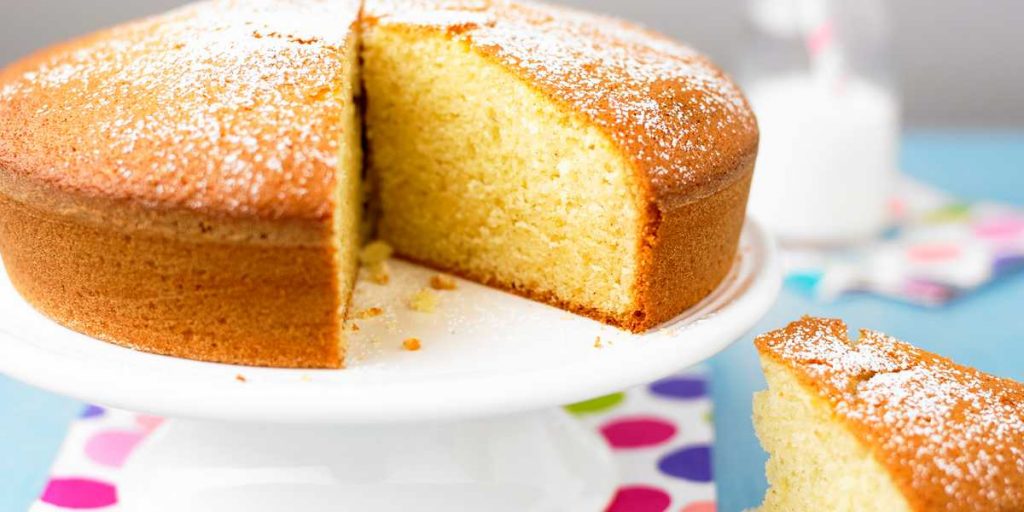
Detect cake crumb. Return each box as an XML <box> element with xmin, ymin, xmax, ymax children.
<box><xmin>235</xmin><ymin>374</ymin><xmax>247</xmax><ymax>383</ymax></box>
<box><xmin>402</xmin><ymin>338</ymin><xmax>422</xmax><ymax>351</ymax></box>
<box><xmin>360</xmin><ymin>241</ymin><xmax>393</xmax><ymax>285</ymax></box>
<box><xmin>429</xmin><ymin>274</ymin><xmax>458</xmax><ymax>290</ymax></box>
<box><xmin>300</xmin><ymin>375</ymin><xmax>312</xmax><ymax>382</ymax></box>
<box><xmin>355</xmin><ymin>307</ymin><xmax>384</xmax><ymax>319</ymax></box>
<box><xmin>409</xmin><ymin>288</ymin><xmax>439</xmax><ymax>312</ymax></box>
<box><xmin>367</xmin><ymin>261</ymin><xmax>390</xmax><ymax>285</ymax></box>
<box><xmin>359</xmin><ymin>240</ymin><xmax>393</xmax><ymax>265</ymax></box>
<box><xmin>350</xmin><ymin>322</ymin><xmax>360</xmax><ymax>332</ymax></box>
<box><xmin>594</xmin><ymin>336</ymin><xmax>603</xmax><ymax>348</ymax></box>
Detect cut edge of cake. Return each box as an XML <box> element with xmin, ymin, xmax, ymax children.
<box><xmin>360</xmin><ymin>0</ymin><xmax>757</xmax><ymax>332</ymax></box>
<box><xmin>753</xmin><ymin>358</ymin><xmax>912</xmax><ymax>511</ymax></box>
<box><xmin>361</xmin><ymin>21</ymin><xmax>646</xmax><ymax>329</ymax></box>
<box><xmin>328</xmin><ymin>28</ymin><xmax>366</xmax><ymax>368</ymax></box>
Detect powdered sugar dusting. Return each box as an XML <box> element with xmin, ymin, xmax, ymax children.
<box><xmin>368</xmin><ymin>0</ymin><xmax>758</xmax><ymax>205</ymax></box>
<box><xmin>0</xmin><ymin>0</ymin><xmax>360</xmax><ymax>221</ymax></box>
<box><xmin>2</xmin><ymin>0</ymin><xmax>754</xmax><ymax>218</ymax></box>
<box><xmin>758</xmin><ymin>317</ymin><xmax>1024</xmax><ymax>511</ymax></box>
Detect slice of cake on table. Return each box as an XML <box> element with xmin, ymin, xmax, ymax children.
<box><xmin>0</xmin><ymin>0</ymin><xmax>758</xmax><ymax>368</ymax></box>
<box><xmin>753</xmin><ymin>317</ymin><xmax>1024</xmax><ymax>512</ymax></box>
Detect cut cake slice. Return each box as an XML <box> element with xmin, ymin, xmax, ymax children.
<box><xmin>753</xmin><ymin>317</ymin><xmax>1024</xmax><ymax>512</ymax></box>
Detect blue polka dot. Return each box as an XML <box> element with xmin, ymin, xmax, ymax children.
<box><xmin>785</xmin><ymin>271</ymin><xmax>823</xmax><ymax>297</ymax></box>
<box><xmin>80</xmin><ymin>405</ymin><xmax>105</xmax><ymax>419</ymax></box>
<box><xmin>649</xmin><ymin>377</ymin><xmax>706</xmax><ymax>400</ymax></box>
<box><xmin>658</xmin><ymin>445</ymin><xmax>712</xmax><ymax>482</ymax></box>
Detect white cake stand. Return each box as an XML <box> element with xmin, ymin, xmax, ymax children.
<box><xmin>0</xmin><ymin>219</ymin><xmax>780</xmax><ymax>512</ymax></box>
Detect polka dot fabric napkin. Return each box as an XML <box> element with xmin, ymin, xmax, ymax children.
<box><xmin>570</xmin><ymin>370</ymin><xmax>717</xmax><ymax>512</ymax></box>
<box><xmin>786</xmin><ymin>176</ymin><xmax>1024</xmax><ymax>306</ymax></box>
<box><xmin>32</xmin><ymin>369</ymin><xmax>717</xmax><ymax>512</ymax></box>
<box><xmin>31</xmin><ymin>406</ymin><xmax>164</xmax><ymax>511</ymax></box>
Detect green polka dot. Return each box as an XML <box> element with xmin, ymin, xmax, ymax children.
<box><xmin>925</xmin><ymin>203</ymin><xmax>971</xmax><ymax>223</ymax></box>
<box><xmin>565</xmin><ymin>392</ymin><xmax>625</xmax><ymax>415</ymax></box>
<box><xmin>704</xmin><ymin>410</ymin><xmax>714</xmax><ymax>424</ymax></box>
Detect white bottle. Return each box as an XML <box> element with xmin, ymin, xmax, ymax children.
<box><xmin>743</xmin><ymin>0</ymin><xmax>899</xmax><ymax>245</ymax></box>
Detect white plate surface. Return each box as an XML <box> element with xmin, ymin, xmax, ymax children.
<box><xmin>0</xmin><ymin>219</ymin><xmax>779</xmax><ymax>424</ymax></box>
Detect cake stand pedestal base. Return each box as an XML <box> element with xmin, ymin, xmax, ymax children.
<box><xmin>118</xmin><ymin>409</ymin><xmax>617</xmax><ymax>512</ymax></box>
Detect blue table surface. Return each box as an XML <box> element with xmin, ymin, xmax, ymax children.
<box><xmin>1</xmin><ymin>130</ymin><xmax>1022</xmax><ymax>512</ymax></box>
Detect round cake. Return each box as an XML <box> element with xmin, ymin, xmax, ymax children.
<box><xmin>0</xmin><ymin>0</ymin><xmax>759</xmax><ymax>368</ymax></box>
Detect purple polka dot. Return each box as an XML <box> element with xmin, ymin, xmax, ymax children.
<box><xmin>649</xmin><ymin>377</ymin><xmax>706</xmax><ymax>400</ymax></box>
<box><xmin>600</xmin><ymin>416</ymin><xmax>677</xmax><ymax>449</ymax></box>
<box><xmin>658</xmin><ymin>445</ymin><xmax>713</xmax><ymax>482</ymax></box>
<box><xmin>41</xmin><ymin>478</ymin><xmax>117</xmax><ymax>509</ymax></box>
<box><xmin>79</xmin><ymin>405</ymin><xmax>105</xmax><ymax>419</ymax></box>
<box><xmin>606</xmin><ymin>485</ymin><xmax>671</xmax><ymax>512</ymax></box>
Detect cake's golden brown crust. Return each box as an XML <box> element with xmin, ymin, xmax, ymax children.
<box><xmin>630</xmin><ymin>158</ymin><xmax>753</xmax><ymax>331</ymax></box>
<box><xmin>0</xmin><ymin>189</ymin><xmax>343</xmax><ymax>368</ymax></box>
<box><xmin>0</xmin><ymin>0</ymin><xmax>360</xmax><ymax>223</ymax></box>
<box><xmin>365</xmin><ymin>0</ymin><xmax>758</xmax><ymax>331</ymax></box>
<box><xmin>755</xmin><ymin>317</ymin><xmax>1024</xmax><ymax>512</ymax></box>
<box><xmin>0</xmin><ymin>0</ymin><xmax>361</xmax><ymax>368</ymax></box>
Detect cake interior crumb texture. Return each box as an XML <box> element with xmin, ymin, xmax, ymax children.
<box><xmin>754</xmin><ymin>359</ymin><xmax>911</xmax><ymax>512</ymax></box>
<box><xmin>363</xmin><ymin>24</ymin><xmax>640</xmax><ymax>322</ymax></box>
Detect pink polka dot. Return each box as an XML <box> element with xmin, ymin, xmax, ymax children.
<box><xmin>606</xmin><ymin>485</ymin><xmax>671</xmax><ymax>512</ymax></box>
<box><xmin>681</xmin><ymin>501</ymin><xmax>716</xmax><ymax>512</ymax></box>
<box><xmin>85</xmin><ymin>430</ymin><xmax>146</xmax><ymax>468</ymax></box>
<box><xmin>907</xmin><ymin>243</ymin><xmax>960</xmax><ymax>262</ymax></box>
<box><xmin>41</xmin><ymin>478</ymin><xmax>117</xmax><ymax>508</ymax></box>
<box><xmin>600</xmin><ymin>416</ymin><xmax>677</xmax><ymax>449</ymax></box>
<box><xmin>887</xmin><ymin>197</ymin><xmax>906</xmax><ymax>219</ymax></box>
<box><xmin>974</xmin><ymin>216</ymin><xmax>1024</xmax><ymax>239</ymax></box>
<box><xmin>135</xmin><ymin>415</ymin><xmax>164</xmax><ymax>433</ymax></box>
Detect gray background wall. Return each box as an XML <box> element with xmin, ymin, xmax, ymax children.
<box><xmin>2</xmin><ymin>0</ymin><xmax>1022</xmax><ymax>127</ymax></box>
